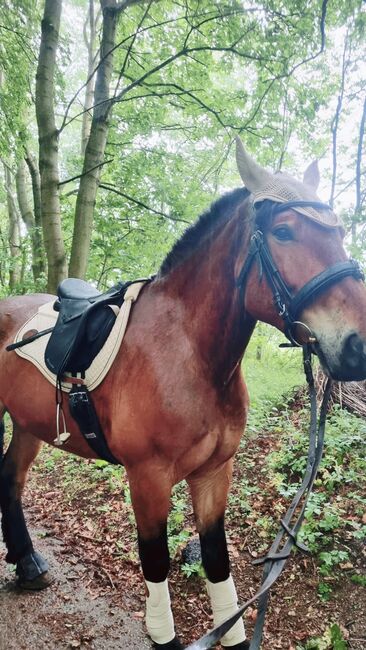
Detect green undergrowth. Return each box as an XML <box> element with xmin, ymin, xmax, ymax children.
<box><xmin>296</xmin><ymin>623</ymin><xmax>347</xmax><ymax>649</ymax></box>
<box><xmin>267</xmin><ymin>401</ymin><xmax>366</xmax><ymax>603</ymax></box>
<box><xmin>243</xmin><ymin>325</ymin><xmax>304</xmax><ymax>411</ymax></box>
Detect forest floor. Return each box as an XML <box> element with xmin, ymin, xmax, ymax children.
<box><xmin>0</xmin><ymin>403</ymin><xmax>365</xmax><ymax>650</ymax></box>
<box><xmin>0</xmin><ymin>523</ymin><xmax>150</xmax><ymax>650</ymax></box>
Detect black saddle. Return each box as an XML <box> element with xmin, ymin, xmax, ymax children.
<box><xmin>44</xmin><ymin>278</ymin><xmax>128</xmax><ymax>377</ymax></box>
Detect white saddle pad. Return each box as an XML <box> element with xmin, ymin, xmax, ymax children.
<box><xmin>14</xmin><ymin>281</ymin><xmax>145</xmax><ymax>392</ymax></box>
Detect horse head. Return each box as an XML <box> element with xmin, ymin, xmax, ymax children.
<box><xmin>236</xmin><ymin>138</ymin><xmax>366</xmax><ymax>381</ymax></box>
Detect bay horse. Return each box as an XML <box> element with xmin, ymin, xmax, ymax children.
<box><xmin>1</xmin><ymin>140</ymin><xmax>366</xmax><ymax>649</ymax></box>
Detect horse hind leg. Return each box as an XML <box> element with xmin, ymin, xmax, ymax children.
<box><xmin>188</xmin><ymin>461</ymin><xmax>249</xmax><ymax>650</ymax></box>
<box><xmin>0</xmin><ymin>423</ymin><xmax>52</xmax><ymax>589</ymax></box>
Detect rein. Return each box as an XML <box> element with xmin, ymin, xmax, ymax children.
<box><xmin>185</xmin><ymin>199</ymin><xmax>364</xmax><ymax>649</ymax></box>
<box><xmin>186</xmin><ymin>348</ymin><xmax>331</xmax><ymax>650</ymax></box>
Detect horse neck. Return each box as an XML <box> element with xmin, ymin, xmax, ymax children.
<box><xmin>159</xmin><ymin>202</ymin><xmax>256</xmax><ymax>386</ymax></box>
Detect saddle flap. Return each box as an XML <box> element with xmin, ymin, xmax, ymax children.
<box><xmin>44</xmin><ymin>279</ymin><xmax>128</xmax><ymax>377</ymax></box>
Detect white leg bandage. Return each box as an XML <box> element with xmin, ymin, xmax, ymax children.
<box><xmin>145</xmin><ymin>579</ymin><xmax>175</xmax><ymax>645</ymax></box>
<box><xmin>206</xmin><ymin>575</ymin><xmax>246</xmax><ymax>647</ymax></box>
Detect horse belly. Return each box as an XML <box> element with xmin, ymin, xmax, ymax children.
<box><xmin>0</xmin><ymin>347</ymin><xmax>96</xmax><ymax>459</ymax></box>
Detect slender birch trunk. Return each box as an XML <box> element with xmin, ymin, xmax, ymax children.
<box><xmin>35</xmin><ymin>0</ymin><xmax>67</xmax><ymax>293</ymax></box>
<box><xmin>353</xmin><ymin>95</ymin><xmax>366</xmax><ymax>246</ymax></box>
<box><xmin>81</xmin><ymin>0</ymin><xmax>98</xmax><ymax>155</ymax></box>
<box><xmin>24</xmin><ymin>148</ymin><xmax>45</xmax><ymax>275</ymax></box>
<box><xmin>3</xmin><ymin>164</ymin><xmax>22</xmax><ymax>290</ymax></box>
<box><xmin>16</xmin><ymin>158</ymin><xmax>45</xmax><ymax>282</ymax></box>
<box><xmin>68</xmin><ymin>0</ymin><xmax>118</xmax><ymax>279</ymax></box>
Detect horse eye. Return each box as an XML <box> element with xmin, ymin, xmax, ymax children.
<box><xmin>272</xmin><ymin>225</ymin><xmax>293</xmax><ymax>241</ymax></box>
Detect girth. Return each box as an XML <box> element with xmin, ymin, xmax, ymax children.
<box><xmin>237</xmin><ymin>200</ymin><xmax>364</xmax><ymax>345</ymax></box>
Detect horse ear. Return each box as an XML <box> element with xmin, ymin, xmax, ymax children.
<box><xmin>303</xmin><ymin>160</ymin><xmax>320</xmax><ymax>191</ymax></box>
<box><xmin>235</xmin><ymin>137</ymin><xmax>273</xmax><ymax>191</ymax></box>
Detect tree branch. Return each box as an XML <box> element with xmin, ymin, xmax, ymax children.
<box><xmin>60</xmin><ymin>6</ymin><xmax>190</xmax><ymax>131</ymax></box>
<box><xmin>113</xmin><ymin>0</ymin><xmax>153</xmax><ymax>97</ymax></box>
<box><xmin>59</xmin><ymin>158</ymin><xmax>114</xmax><ymax>187</ymax></box>
<box><xmin>99</xmin><ymin>183</ymin><xmax>190</xmax><ymax>223</ymax></box>
<box><xmin>242</xmin><ymin>0</ymin><xmax>329</xmax><ymax>131</ymax></box>
<box><xmin>115</xmin><ymin>0</ymin><xmax>152</xmax><ymax>12</ymax></box>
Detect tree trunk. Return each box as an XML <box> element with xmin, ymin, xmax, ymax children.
<box><xmin>3</xmin><ymin>164</ymin><xmax>22</xmax><ymax>290</ymax></box>
<box><xmin>353</xmin><ymin>95</ymin><xmax>366</xmax><ymax>246</ymax></box>
<box><xmin>25</xmin><ymin>150</ymin><xmax>42</xmax><ymax>234</ymax></box>
<box><xmin>69</xmin><ymin>0</ymin><xmax>118</xmax><ymax>279</ymax></box>
<box><xmin>24</xmin><ymin>148</ymin><xmax>45</xmax><ymax>279</ymax></box>
<box><xmin>35</xmin><ymin>0</ymin><xmax>67</xmax><ymax>293</ymax></box>
<box><xmin>81</xmin><ymin>0</ymin><xmax>98</xmax><ymax>155</ymax></box>
<box><xmin>329</xmin><ymin>34</ymin><xmax>349</xmax><ymax>208</ymax></box>
<box><xmin>16</xmin><ymin>157</ymin><xmax>45</xmax><ymax>282</ymax></box>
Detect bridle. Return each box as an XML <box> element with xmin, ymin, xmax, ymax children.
<box><xmin>236</xmin><ymin>199</ymin><xmax>364</xmax><ymax>346</ymax></box>
<box><xmin>185</xmin><ymin>199</ymin><xmax>364</xmax><ymax>650</ymax></box>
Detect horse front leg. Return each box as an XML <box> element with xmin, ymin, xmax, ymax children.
<box><xmin>0</xmin><ymin>425</ymin><xmax>51</xmax><ymax>589</ymax></box>
<box><xmin>128</xmin><ymin>464</ymin><xmax>182</xmax><ymax>650</ymax></box>
<box><xmin>188</xmin><ymin>461</ymin><xmax>249</xmax><ymax>649</ymax></box>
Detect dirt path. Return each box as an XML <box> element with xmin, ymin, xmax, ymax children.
<box><xmin>0</xmin><ymin>525</ymin><xmax>150</xmax><ymax>650</ymax></box>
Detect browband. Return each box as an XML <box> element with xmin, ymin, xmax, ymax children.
<box><xmin>269</xmin><ymin>200</ymin><xmax>332</xmax><ymax>216</ymax></box>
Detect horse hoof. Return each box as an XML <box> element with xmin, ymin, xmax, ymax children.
<box><xmin>16</xmin><ymin>550</ymin><xmax>52</xmax><ymax>590</ymax></box>
<box><xmin>153</xmin><ymin>637</ymin><xmax>184</xmax><ymax>649</ymax></box>
<box><xmin>17</xmin><ymin>570</ymin><xmax>54</xmax><ymax>591</ymax></box>
<box><xmin>222</xmin><ymin>641</ymin><xmax>250</xmax><ymax>650</ymax></box>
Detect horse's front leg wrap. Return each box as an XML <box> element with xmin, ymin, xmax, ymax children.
<box><xmin>145</xmin><ymin>579</ymin><xmax>175</xmax><ymax>645</ymax></box>
<box><xmin>127</xmin><ymin>464</ymin><xmax>177</xmax><ymax>646</ymax></box>
<box><xmin>206</xmin><ymin>575</ymin><xmax>246</xmax><ymax>647</ymax></box>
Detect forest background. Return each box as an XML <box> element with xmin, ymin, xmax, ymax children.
<box><xmin>0</xmin><ymin>0</ymin><xmax>365</xmax><ymax>297</ymax></box>
<box><xmin>0</xmin><ymin>2</ymin><xmax>366</xmax><ymax>648</ymax></box>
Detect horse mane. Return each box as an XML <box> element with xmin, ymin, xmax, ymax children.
<box><xmin>158</xmin><ymin>187</ymin><xmax>250</xmax><ymax>277</ymax></box>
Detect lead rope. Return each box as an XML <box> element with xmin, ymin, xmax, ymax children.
<box><xmin>185</xmin><ymin>346</ymin><xmax>332</xmax><ymax>650</ymax></box>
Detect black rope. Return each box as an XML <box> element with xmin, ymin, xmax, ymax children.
<box><xmin>184</xmin><ymin>348</ymin><xmax>332</xmax><ymax>650</ymax></box>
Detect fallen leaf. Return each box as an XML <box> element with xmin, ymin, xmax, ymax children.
<box><xmin>340</xmin><ymin>562</ymin><xmax>354</xmax><ymax>570</ymax></box>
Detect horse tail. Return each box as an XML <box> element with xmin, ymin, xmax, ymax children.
<box><xmin>0</xmin><ymin>418</ymin><xmax>4</xmax><ymax>461</ymax></box>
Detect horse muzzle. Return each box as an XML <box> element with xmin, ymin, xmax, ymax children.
<box><xmin>318</xmin><ymin>331</ymin><xmax>366</xmax><ymax>382</ymax></box>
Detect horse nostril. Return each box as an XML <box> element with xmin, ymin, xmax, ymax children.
<box><xmin>346</xmin><ymin>354</ymin><xmax>359</xmax><ymax>369</ymax></box>
<box><xmin>346</xmin><ymin>333</ymin><xmax>364</xmax><ymax>356</ymax></box>
<box><xmin>335</xmin><ymin>333</ymin><xmax>366</xmax><ymax>381</ymax></box>
<box><xmin>343</xmin><ymin>333</ymin><xmax>366</xmax><ymax>372</ymax></box>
